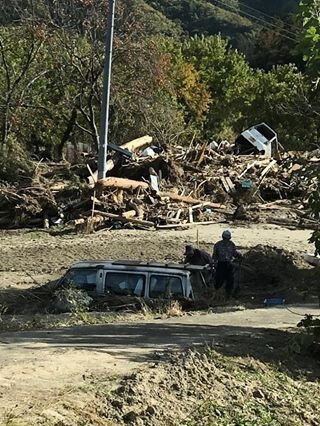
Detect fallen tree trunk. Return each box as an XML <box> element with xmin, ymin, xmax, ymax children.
<box><xmin>121</xmin><ymin>135</ymin><xmax>152</xmax><ymax>152</ymax></box>
<box><xmin>96</xmin><ymin>177</ymin><xmax>149</xmax><ymax>191</ymax></box>
<box><xmin>122</xmin><ymin>210</ymin><xmax>136</xmax><ymax>219</ymax></box>
<box><xmin>88</xmin><ymin>160</ymin><xmax>115</xmax><ymax>186</ymax></box>
<box><xmin>160</xmin><ymin>192</ymin><xmax>225</xmax><ymax>210</ymax></box>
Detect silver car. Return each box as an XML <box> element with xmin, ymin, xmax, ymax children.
<box><xmin>57</xmin><ymin>260</ymin><xmax>211</xmax><ymax>300</ymax></box>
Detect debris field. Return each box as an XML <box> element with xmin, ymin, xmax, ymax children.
<box><xmin>1</xmin><ymin>135</ymin><xmax>320</xmax><ymax>231</ymax></box>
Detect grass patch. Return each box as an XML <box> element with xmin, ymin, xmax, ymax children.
<box><xmin>180</xmin><ymin>350</ymin><xmax>320</xmax><ymax>426</ymax></box>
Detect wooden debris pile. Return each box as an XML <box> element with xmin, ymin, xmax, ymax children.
<box><xmin>0</xmin><ymin>136</ymin><xmax>319</xmax><ymax>230</ymax></box>
<box><xmin>80</xmin><ymin>140</ymin><xmax>320</xmax><ymax>232</ymax></box>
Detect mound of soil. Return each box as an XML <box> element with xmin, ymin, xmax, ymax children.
<box><xmin>239</xmin><ymin>245</ymin><xmax>319</xmax><ymax>303</ymax></box>
<box><xmin>101</xmin><ymin>346</ymin><xmax>320</xmax><ymax>426</ymax></box>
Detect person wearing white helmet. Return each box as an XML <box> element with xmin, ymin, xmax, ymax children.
<box><xmin>213</xmin><ymin>230</ymin><xmax>241</xmax><ymax>299</ymax></box>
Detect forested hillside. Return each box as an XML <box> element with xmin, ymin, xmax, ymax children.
<box><xmin>0</xmin><ymin>0</ymin><xmax>319</xmax><ymax>183</ymax></box>
<box><xmin>144</xmin><ymin>0</ymin><xmax>300</xmax><ymax>61</ymax></box>
<box><xmin>145</xmin><ymin>0</ymin><xmax>299</xmax><ymax>37</ymax></box>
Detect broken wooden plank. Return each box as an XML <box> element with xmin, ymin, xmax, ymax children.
<box><xmin>96</xmin><ymin>177</ymin><xmax>149</xmax><ymax>191</ymax></box>
<box><xmin>191</xmin><ymin>202</ymin><xmax>212</xmax><ymax>210</ymax></box>
<box><xmin>175</xmin><ymin>209</ymin><xmax>183</xmax><ymax>220</ymax></box>
<box><xmin>225</xmin><ymin>177</ymin><xmax>235</xmax><ymax>194</ymax></box>
<box><xmin>196</xmin><ymin>142</ymin><xmax>208</xmax><ymax>166</ymax></box>
<box><xmin>49</xmin><ymin>182</ymin><xmax>67</xmax><ymax>192</ymax></box>
<box><xmin>252</xmin><ymin>160</ymin><xmax>278</xmax><ymax>197</ymax></box>
<box><xmin>150</xmin><ymin>174</ymin><xmax>159</xmax><ymax>193</ymax></box>
<box><xmin>87</xmin><ymin>164</ymin><xmax>97</xmax><ymax>185</ymax></box>
<box><xmin>238</xmin><ymin>162</ymin><xmax>257</xmax><ymax>179</ymax></box>
<box><xmin>128</xmin><ymin>201</ymin><xmax>144</xmax><ymax>219</ymax></box>
<box><xmin>259</xmin><ymin>159</ymin><xmax>277</xmax><ymax>181</ymax></box>
<box><xmin>288</xmin><ymin>163</ymin><xmax>303</xmax><ymax>174</ymax></box>
<box><xmin>221</xmin><ymin>177</ymin><xmax>230</xmax><ymax>193</ymax></box>
<box><xmin>90</xmin><ymin>196</ymin><xmax>102</xmax><ymax>206</ymax></box>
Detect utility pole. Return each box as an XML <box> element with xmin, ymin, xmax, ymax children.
<box><xmin>97</xmin><ymin>0</ymin><xmax>116</xmax><ymax>180</ymax></box>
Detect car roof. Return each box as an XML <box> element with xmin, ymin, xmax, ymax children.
<box><xmin>68</xmin><ymin>260</ymin><xmax>208</xmax><ymax>273</ymax></box>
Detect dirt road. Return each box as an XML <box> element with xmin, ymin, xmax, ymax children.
<box><xmin>0</xmin><ymin>223</ymin><xmax>318</xmax><ymax>423</ymax></box>
<box><xmin>0</xmin><ymin>305</ymin><xmax>319</xmax><ymax>420</ymax></box>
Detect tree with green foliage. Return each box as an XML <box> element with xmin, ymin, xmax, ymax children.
<box><xmin>177</xmin><ymin>35</ymin><xmax>256</xmax><ymax>140</ymax></box>
<box><xmin>0</xmin><ymin>0</ymin><xmax>187</xmax><ymax>179</ymax></box>
<box><xmin>297</xmin><ymin>1</ymin><xmax>320</xmax><ymax>256</ymax></box>
<box><xmin>299</xmin><ymin>0</ymin><xmax>320</xmax><ymax>80</ymax></box>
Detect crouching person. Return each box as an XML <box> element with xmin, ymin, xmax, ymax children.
<box><xmin>184</xmin><ymin>244</ymin><xmax>214</xmax><ymax>288</ymax></box>
<box><xmin>184</xmin><ymin>244</ymin><xmax>213</xmax><ymax>266</ymax></box>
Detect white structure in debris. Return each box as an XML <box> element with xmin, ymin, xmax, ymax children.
<box><xmin>236</xmin><ymin>123</ymin><xmax>279</xmax><ymax>157</ymax></box>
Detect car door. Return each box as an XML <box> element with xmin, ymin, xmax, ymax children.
<box><xmin>147</xmin><ymin>274</ymin><xmax>185</xmax><ymax>299</ymax></box>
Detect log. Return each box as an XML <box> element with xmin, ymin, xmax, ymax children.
<box><xmin>160</xmin><ymin>192</ymin><xmax>225</xmax><ymax>210</ymax></box>
<box><xmin>87</xmin><ymin>137</ymin><xmax>151</xmax><ymax>185</ymax></box>
<box><xmin>96</xmin><ymin>177</ymin><xmax>149</xmax><ymax>191</ymax></box>
<box><xmin>122</xmin><ymin>210</ymin><xmax>136</xmax><ymax>219</ymax></box>
<box><xmin>75</xmin><ymin>216</ymin><xmax>105</xmax><ymax>226</ymax></box>
<box><xmin>93</xmin><ymin>210</ymin><xmax>154</xmax><ymax>227</ymax></box>
<box><xmin>156</xmin><ymin>220</ymin><xmax>219</xmax><ymax>230</ymax></box>
<box><xmin>128</xmin><ymin>201</ymin><xmax>144</xmax><ymax>219</ymax></box>
<box><xmin>88</xmin><ymin>160</ymin><xmax>115</xmax><ymax>186</ymax></box>
<box><xmin>121</xmin><ymin>135</ymin><xmax>152</xmax><ymax>153</ymax></box>
<box><xmin>49</xmin><ymin>182</ymin><xmax>67</xmax><ymax>191</ymax></box>
<box><xmin>268</xmin><ymin>218</ymin><xmax>319</xmax><ymax>230</ymax></box>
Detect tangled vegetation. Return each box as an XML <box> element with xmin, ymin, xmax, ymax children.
<box><xmin>0</xmin><ymin>0</ymin><xmax>319</xmax><ymax>183</ymax></box>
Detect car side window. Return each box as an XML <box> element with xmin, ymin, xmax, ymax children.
<box><xmin>105</xmin><ymin>273</ymin><xmax>145</xmax><ymax>297</ymax></box>
<box><xmin>149</xmin><ymin>275</ymin><xmax>183</xmax><ymax>299</ymax></box>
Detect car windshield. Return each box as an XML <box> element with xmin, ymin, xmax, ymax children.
<box><xmin>105</xmin><ymin>273</ymin><xmax>145</xmax><ymax>297</ymax></box>
<box><xmin>62</xmin><ymin>268</ymin><xmax>97</xmax><ymax>291</ymax></box>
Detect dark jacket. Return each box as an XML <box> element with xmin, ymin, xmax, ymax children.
<box><xmin>184</xmin><ymin>249</ymin><xmax>213</xmax><ymax>266</ymax></box>
<box><xmin>213</xmin><ymin>240</ymin><xmax>241</xmax><ymax>263</ymax></box>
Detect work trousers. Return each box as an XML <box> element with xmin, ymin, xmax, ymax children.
<box><xmin>215</xmin><ymin>261</ymin><xmax>234</xmax><ymax>298</ymax></box>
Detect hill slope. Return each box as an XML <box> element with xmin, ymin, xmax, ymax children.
<box><xmin>145</xmin><ymin>0</ymin><xmax>299</xmax><ymax>36</ymax></box>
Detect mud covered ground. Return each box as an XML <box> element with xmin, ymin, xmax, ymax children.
<box><xmin>1</xmin><ymin>320</ymin><xmax>320</xmax><ymax>426</ymax></box>
<box><xmin>0</xmin><ymin>223</ymin><xmax>319</xmax><ymax>425</ymax></box>
<box><xmin>0</xmin><ymin>223</ymin><xmax>318</xmax><ymax>313</ymax></box>
<box><xmin>0</xmin><ymin>222</ymin><xmax>315</xmax><ymax>289</ymax></box>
